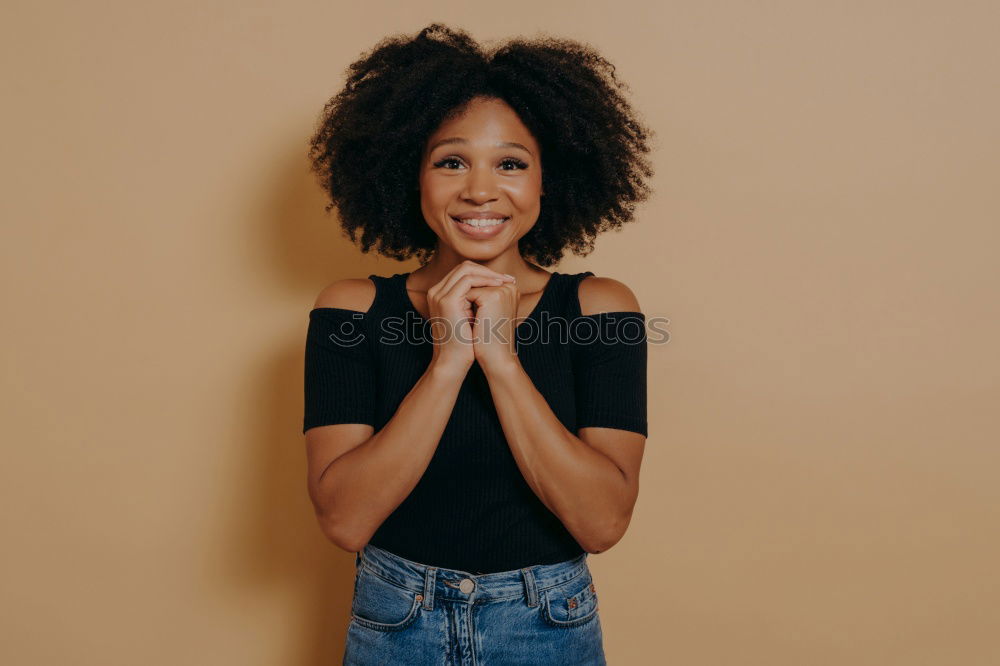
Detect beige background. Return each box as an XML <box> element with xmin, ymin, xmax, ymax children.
<box><xmin>2</xmin><ymin>1</ymin><xmax>997</xmax><ymax>664</ymax></box>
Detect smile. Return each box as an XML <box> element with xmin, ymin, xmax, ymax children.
<box><xmin>451</xmin><ymin>216</ymin><xmax>511</xmax><ymax>238</ymax></box>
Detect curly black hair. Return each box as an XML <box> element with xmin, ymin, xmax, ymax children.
<box><xmin>308</xmin><ymin>23</ymin><xmax>655</xmax><ymax>267</ymax></box>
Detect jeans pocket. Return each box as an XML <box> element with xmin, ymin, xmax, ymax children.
<box><xmin>350</xmin><ymin>565</ymin><xmax>423</xmax><ymax>632</ymax></box>
<box><xmin>540</xmin><ymin>571</ymin><xmax>600</xmax><ymax>628</ymax></box>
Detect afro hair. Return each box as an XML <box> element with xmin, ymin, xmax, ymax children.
<box><xmin>308</xmin><ymin>23</ymin><xmax>655</xmax><ymax>267</ymax></box>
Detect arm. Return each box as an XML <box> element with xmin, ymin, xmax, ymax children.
<box><xmin>304</xmin><ymin>279</ymin><xmax>467</xmax><ymax>552</ymax></box>
<box><xmin>482</xmin><ymin>277</ymin><xmax>647</xmax><ymax>553</ymax></box>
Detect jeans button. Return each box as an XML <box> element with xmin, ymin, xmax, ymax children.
<box><xmin>459</xmin><ymin>578</ymin><xmax>475</xmax><ymax>594</ymax></box>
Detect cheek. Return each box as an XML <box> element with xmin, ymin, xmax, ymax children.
<box><xmin>420</xmin><ymin>179</ymin><xmax>454</xmax><ymax>208</ymax></box>
<box><xmin>505</xmin><ymin>179</ymin><xmax>542</xmax><ymax>209</ymax></box>
<box><xmin>424</xmin><ymin>175</ymin><xmax>464</xmax><ymax>199</ymax></box>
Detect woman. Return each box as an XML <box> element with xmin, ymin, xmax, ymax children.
<box><xmin>303</xmin><ymin>23</ymin><xmax>653</xmax><ymax>665</ymax></box>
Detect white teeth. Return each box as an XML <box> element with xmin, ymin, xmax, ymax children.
<box><xmin>455</xmin><ymin>217</ymin><xmax>509</xmax><ymax>227</ymax></box>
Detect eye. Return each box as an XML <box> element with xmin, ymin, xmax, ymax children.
<box><xmin>499</xmin><ymin>158</ymin><xmax>529</xmax><ymax>170</ymax></box>
<box><xmin>430</xmin><ymin>157</ymin><xmax>530</xmax><ymax>171</ymax></box>
<box><xmin>432</xmin><ymin>157</ymin><xmax>463</xmax><ymax>169</ymax></box>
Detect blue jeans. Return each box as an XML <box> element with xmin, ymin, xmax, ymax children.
<box><xmin>343</xmin><ymin>543</ymin><xmax>607</xmax><ymax>665</ymax></box>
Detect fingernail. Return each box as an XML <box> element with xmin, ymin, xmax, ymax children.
<box><xmin>504</xmin><ymin>274</ymin><xmax>515</xmax><ymax>281</ymax></box>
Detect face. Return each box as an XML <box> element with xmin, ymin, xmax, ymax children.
<box><xmin>418</xmin><ymin>96</ymin><xmax>543</xmax><ymax>260</ymax></box>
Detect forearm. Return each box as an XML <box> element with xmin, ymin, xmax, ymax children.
<box><xmin>482</xmin><ymin>361</ymin><xmax>632</xmax><ymax>553</ymax></box>
<box><xmin>314</xmin><ymin>362</ymin><xmax>466</xmax><ymax>549</ymax></box>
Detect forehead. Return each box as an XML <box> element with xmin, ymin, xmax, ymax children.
<box><xmin>425</xmin><ymin>97</ymin><xmax>539</xmax><ymax>153</ymax></box>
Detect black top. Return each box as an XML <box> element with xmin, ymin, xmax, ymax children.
<box><xmin>303</xmin><ymin>271</ymin><xmax>647</xmax><ymax>573</ymax></box>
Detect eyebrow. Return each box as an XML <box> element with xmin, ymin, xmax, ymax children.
<box><xmin>428</xmin><ymin>137</ymin><xmax>534</xmax><ymax>157</ymax></box>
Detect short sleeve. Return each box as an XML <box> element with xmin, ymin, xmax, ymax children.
<box><xmin>571</xmin><ymin>312</ymin><xmax>648</xmax><ymax>437</ymax></box>
<box><xmin>303</xmin><ymin>308</ymin><xmax>376</xmax><ymax>433</ymax></box>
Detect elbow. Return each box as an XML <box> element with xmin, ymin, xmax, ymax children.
<box><xmin>582</xmin><ymin>510</ymin><xmax>632</xmax><ymax>554</ymax></box>
<box><xmin>308</xmin><ymin>480</ymin><xmax>366</xmax><ymax>552</ymax></box>
<box><xmin>583</xmin><ymin>533</ymin><xmax>622</xmax><ymax>555</ymax></box>
<box><xmin>314</xmin><ymin>508</ymin><xmax>369</xmax><ymax>553</ymax></box>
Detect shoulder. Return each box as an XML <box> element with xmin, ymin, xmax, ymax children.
<box><xmin>577</xmin><ymin>275</ymin><xmax>642</xmax><ymax>316</ymax></box>
<box><xmin>312</xmin><ymin>277</ymin><xmax>377</xmax><ymax>313</ymax></box>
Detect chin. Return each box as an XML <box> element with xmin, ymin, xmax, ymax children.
<box><xmin>452</xmin><ymin>245</ymin><xmax>506</xmax><ymax>261</ymax></box>
<box><xmin>446</xmin><ymin>228</ymin><xmax>519</xmax><ymax>254</ymax></box>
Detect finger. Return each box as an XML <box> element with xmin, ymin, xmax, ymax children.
<box><xmin>436</xmin><ymin>262</ymin><xmax>514</xmax><ymax>296</ymax></box>
<box><xmin>440</xmin><ymin>274</ymin><xmax>506</xmax><ymax>307</ymax></box>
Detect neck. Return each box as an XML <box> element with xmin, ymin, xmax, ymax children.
<box><xmin>412</xmin><ymin>244</ymin><xmax>543</xmax><ymax>287</ymax></box>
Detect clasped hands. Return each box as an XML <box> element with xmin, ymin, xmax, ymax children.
<box><xmin>467</xmin><ymin>277</ymin><xmax>522</xmax><ymax>373</ymax></box>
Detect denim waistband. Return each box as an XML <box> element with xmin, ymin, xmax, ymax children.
<box><xmin>357</xmin><ymin>544</ymin><xmax>590</xmax><ymax>610</ymax></box>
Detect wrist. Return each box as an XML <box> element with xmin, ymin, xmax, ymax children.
<box><xmin>481</xmin><ymin>356</ymin><xmax>523</xmax><ymax>382</ymax></box>
<box><xmin>427</xmin><ymin>358</ymin><xmax>472</xmax><ymax>383</ymax></box>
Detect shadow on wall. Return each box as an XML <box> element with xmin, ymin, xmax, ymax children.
<box><xmin>224</xmin><ymin>143</ymin><xmax>414</xmax><ymax>665</ymax></box>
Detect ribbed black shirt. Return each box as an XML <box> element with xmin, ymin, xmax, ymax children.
<box><xmin>303</xmin><ymin>271</ymin><xmax>647</xmax><ymax>573</ymax></box>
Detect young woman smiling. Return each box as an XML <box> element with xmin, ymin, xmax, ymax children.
<box><xmin>303</xmin><ymin>23</ymin><xmax>654</xmax><ymax>665</ymax></box>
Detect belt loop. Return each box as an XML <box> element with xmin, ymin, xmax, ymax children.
<box><xmin>422</xmin><ymin>566</ymin><xmax>437</xmax><ymax>611</ymax></box>
<box><xmin>521</xmin><ymin>566</ymin><xmax>539</xmax><ymax>608</ymax></box>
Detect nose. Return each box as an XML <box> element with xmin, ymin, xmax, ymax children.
<box><xmin>461</xmin><ymin>163</ymin><xmax>499</xmax><ymax>203</ymax></box>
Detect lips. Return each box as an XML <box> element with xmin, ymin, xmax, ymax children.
<box><xmin>450</xmin><ymin>215</ymin><xmax>511</xmax><ymax>225</ymax></box>
<box><xmin>450</xmin><ymin>214</ymin><xmax>511</xmax><ymax>238</ymax></box>
<box><xmin>451</xmin><ymin>213</ymin><xmax>509</xmax><ymax>220</ymax></box>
